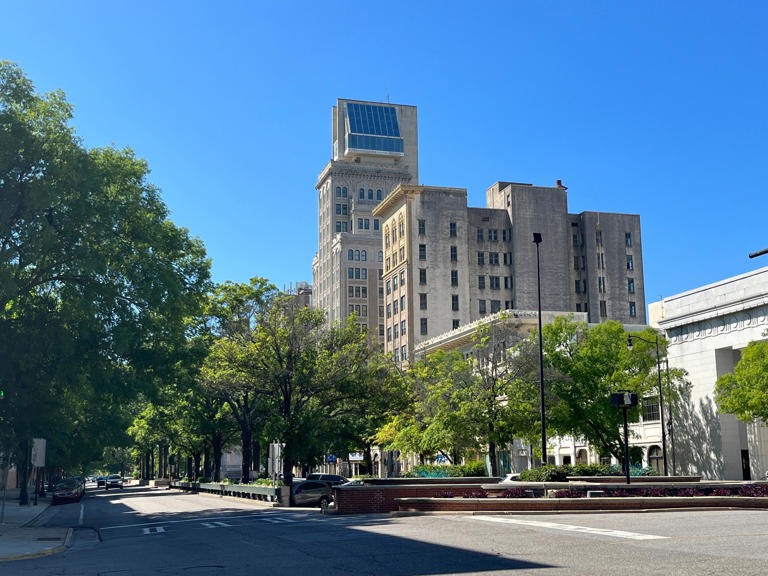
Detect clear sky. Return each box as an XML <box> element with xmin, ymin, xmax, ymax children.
<box><xmin>3</xmin><ymin>1</ymin><xmax>767</xmax><ymax>311</ymax></box>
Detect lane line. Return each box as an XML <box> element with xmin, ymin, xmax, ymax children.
<box><xmin>101</xmin><ymin>512</ymin><xmax>295</xmax><ymax>531</ymax></box>
<box><xmin>470</xmin><ymin>515</ymin><xmax>668</xmax><ymax>540</ymax></box>
<box><xmin>79</xmin><ymin>503</ymin><xmax>84</xmax><ymax>526</ymax></box>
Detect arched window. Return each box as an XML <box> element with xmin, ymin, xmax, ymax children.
<box><xmin>361</xmin><ymin>250</ymin><xmax>367</xmax><ymax>261</ymax></box>
<box><xmin>378</xmin><ymin>250</ymin><xmax>383</xmax><ymax>262</ymax></box>
<box><xmin>648</xmin><ymin>446</ymin><xmax>663</xmax><ymax>474</ymax></box>
<box><xmin>368</xmin><ymin>189</ymin><xmax>373</xmax><ymax>200</ymax></box>
<box><xmin>376</xmin><ymin>189</ymin><xmax>382</xmax><ymax>201</ymax></box>
<box><xmin>342</xmin><ymin>187</ymin><xmax>347</xmax><ymax>198</ymax></box>
<box><xmin>336</xmin><ymin>186</ymin><xmax>341</xmax><ymax>197</ymax></box>
<box><xmin>359</xmin><ymin>188</ymin><xmax>365</xmax><ymax>199</ymax></box>
<box><xmin>348</xmin><ymin>249</ymin><xmax>353</xmax><ymax>261</ymax></box>
<box><xmin>576</xmin><ymin>449</ymin><xmax>588</xmax><ymax>464</ymax></box>
<box><xmin>355</xmin><ymin>250</ymin><xmax>360</xmax><ymax>261</ymax></box>
<box><xmin>384</xmin><ymin>227</ymin><xmax>391</xmax><ymax>248</ymax></box>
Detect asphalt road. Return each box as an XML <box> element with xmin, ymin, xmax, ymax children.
<box><xmin>8</xmin><ymin>483</ymin><xmax>768</xmax><ymax>575</ymax></box>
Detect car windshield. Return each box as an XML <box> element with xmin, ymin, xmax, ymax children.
<box><xmin>108</xmin><ymin>474</ymin><xmax>121</xmax><ymax>479</ymax></box>
<box><xmin>57</xmin><ymin>479</ymin><xmax>78</xmax><ymax>489</ymax></box>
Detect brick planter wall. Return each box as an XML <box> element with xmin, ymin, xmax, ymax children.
<box><xmin>333</xmin><ymin>484</ymin><xmax>487</xmax><ymax>514</ymax></box>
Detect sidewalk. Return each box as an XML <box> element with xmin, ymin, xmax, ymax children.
<box><xmin>0</xmin><ymin>489</ymin><xmax>72</xmax><ymax>562</ymax></box>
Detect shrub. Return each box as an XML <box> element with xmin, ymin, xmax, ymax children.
<box><xmin>637</xmin><ymin>487</ymin><xmax>666</xmax><ymax>497</ymax></box>
<box><xmin>456</xmin><ymin>460</ymin><xmax>488</xmax><ymax>477</ymax></box>
<box><xmin>519</xmin><ymin>465</ymin><xmax>573</xmax><ymax>482</ymax></box>
<box><xmin>501</xmin><ymin>487</ymin><xmax>532</xmax><ymax>498</ymax></box>
<box><xmin>739</xmin><ymin>484</ymin><xmax>768</xmax><ymax>497</ymax></box>
<box><xmin>675</xmin><ymin>488</ymin><xmax>704</xmax><ymax>497</ymax></box>
<box><xmin>405</xmin><ymin>460</ymin><xmax>488</xmax><ymax>478</ymax></box>
<box><xmin>710</xmin><ymin>488</ymin><xmax>733</xmax><ymax>496</ymax></box>
<box><xmin>462</xmin><ymin>488</ymin><xmax>487</xmax><ymax>498</ymax></box>
<box><xmin>607</xmin><ymin>489</ymin><xmax>633</xmax><ymax>497</ymax></box>
<box><xmin>405</xmin><ymin>465</ymin><xmax>449</xmax><ymax>478</ymax></box>
<box><xmin>551</xmin><ymin>489</ymin><xmax>584</xmax><ymax>498</ymax></box>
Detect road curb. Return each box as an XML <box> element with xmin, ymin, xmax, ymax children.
<box><xmin>0</xmin><ymin>528</ymin><xmax>73</xmax><ymax>563</ymax></box>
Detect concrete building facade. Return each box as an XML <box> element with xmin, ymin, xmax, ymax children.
<box><xmin>649</xmin><ymin>266</ymin><xmax>768</xmax><ymax>480</ymax></box>
<box><xmin>312</xmin><ymin>99</ymin><xmax>418</xmax><ymax>335</ymax></box>
<box><xmin>373</xmin><ymin>182</ymin><xmax>646</xmax><ymax>360</ymax></box>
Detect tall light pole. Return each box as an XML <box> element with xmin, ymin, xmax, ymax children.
<box><xmin>627</xmin><ymin>333</ymin><xmax>668</xmax><ymax>476</ymax></box>
<box><xmin>533</xmin><ymin>232</ymin><xmax>546</xmax><ymax>466</ymax></box>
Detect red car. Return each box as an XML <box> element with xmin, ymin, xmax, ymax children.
<box><xmin>52</xmin><ymin>478</ymin><xmax>84</xmax><ymax>504</ymax></box>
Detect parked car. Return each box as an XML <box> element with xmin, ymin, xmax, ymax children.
<box><xmin>96</xmin><ymin>476</ymin><xmax>106</xmax><ymax>487</ymax></box>
<box><xmin>104</xmin><ymin>474</ymin><xmax>123</xmax><ymax>490</ymax></box>
<box><xmin>292</xmin><ymin>480</ymin><xmax>333</xmax><ymax>509</ymax></box>
<box><xmin>306</xmin><ymin>473</ymin><xmax>348</xmax><ymax>486</ymax></box>
<box><xmin>52</xmin><ymin>478</ymin><xmax>84</xmax><ymax>504</ymax></box>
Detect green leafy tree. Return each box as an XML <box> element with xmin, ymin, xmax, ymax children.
<box><xmin>715</xmin><ymin>338</ymin><xmax>768</xmax><ymax>422</ymax></box>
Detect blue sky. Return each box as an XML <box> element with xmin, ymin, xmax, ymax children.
<box><xmin>3</xmin><ymin>1</ymin><xmax>767</xmax><ymax>310</ymax></box>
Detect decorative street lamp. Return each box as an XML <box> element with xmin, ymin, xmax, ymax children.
<box><xmin>611</xmin><ymin>391</ymin><xmax>639</xmax><ymax>484</ymax></box>
<box><xmin>533</xmin><ymin>232</ymin><xmax>546</xmax><ymax>466</ymax></box>
<box><xmin>627</xmin><ymin>333</ymin><xmax>669</xmax><ymax>476</ymax></box>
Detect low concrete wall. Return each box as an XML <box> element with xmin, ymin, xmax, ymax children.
<box><xmin>334</xmin><ymin>483</ymin><xmax>488</xmax><ymax>515</ymax></box>
<box><xmin>396</xmin><ymin>496</ymin><xmax>768</xmax><ymax>513</ymax></box>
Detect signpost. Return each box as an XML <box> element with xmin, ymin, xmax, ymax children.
<box><xmin>610</xmin><ymin>392</ymin><xmax>638</xmax><ymax>484</ymax></box>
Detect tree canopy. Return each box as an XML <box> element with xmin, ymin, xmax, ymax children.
<box><xmin>715</xmin><ymin>338</ymin><xmax>768</xmax><ymax>423</ymax></box>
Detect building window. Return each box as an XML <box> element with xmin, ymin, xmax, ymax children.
<box><xmin>642</xmin><ymin>396</ymin><xmax>660</xmax><ymax>422</ymax></box>
<box><xmin>392</xmin><ymin>275</ymin><xmax>398</xmax><ymax>290</ymax></box>
<box><xmin>378</xmin><ymin>250</ymin><xmax>383</xmax><ymax>262</ymax></box>
<box><xmin>478</xmin><ymin>275</ymin><xmax>486</xmax><ymax>289</ymax></box>
<box><xmin>400</xmin><ymin>296</ymin><xmax>405</xmax><ymax>311</ymax></box>
<box><xmin>479</xmin><ymin>300</ymin><xmax>486</xmax><ymax>314</ymax></box>
<box><xmin>627</xmin><ymin>255</ymin><xmax>634</xmax><ymax>270</ymax></box>
<box><xmin>336</xmin><ymin>221</ymin><xmax>342</xmax><ymax>233</ymax></box>
<box><xmin>393</xmin><ymin>300</ymin><xmax>398</xmax><ymax>314</ymax></box>
<box><xmin>477</xmin><ymin>229</ymin><xmax>484</xmax><ymax>242</ymax></box>
<box><xmin>364</xmin><ymin>219</ymin><xmax>370</xmax><ymax>230</ymax></box>
<box><xmin>418</xmin><ymin>219</ymin><xmax>426</xmax><ymax>235</ymax></box>
<box><xmin>379</xmin><ymin>324</ymin><xmax>384</xmax><ymax>337</ymax></box>
<box><xmin>362</xmin><ymin>287</ymin><xmax>367</xmax><ymax>298</ymax></box>
<box><xmin>488</xmin><ymin>229</ymin><xmax>498</xmax><ymax>241</ymax></box>
<box><xmin>401</xmin><ymin>320</ymin><xmax>406</xmax><ymax>336</ymax></box>
<box><xmin>491</xmin><ymin>300</ymin><xmax>501</xmax><ymax>313</ymax></box>
<box><xmin>394</xmin><ymin>348</ymin><xmax>400</xmax><ymax>362</ymax></box>
<box><xmin>625</xmin><ymin>232</ymin><xmax>632</xmax><ymax>247</ymax></box>
<box><xmin>419</xmin><ymin>244</ymin><xmax>426</xmax><ymax>260</ymax></box>
<box><xmin>576</xmin><ymin>303</ymin><xmax>581</xmax><ymax>312</ymax></box>
<box><xmin>420</xmin><ymin>318</ymin><xmax>428</xmax><ymax>335</ymax></box>
<box><xmin>574</xmin><ymin>256</ymin><xmax>579</xmax><ymax>270</ymax></box>
<box><xmin>451</xmin><ymin>270</ymin><xmax>458</xmax><ymax>286</ymax></box>
<box><xmin>386</xmin><ymin>304</ymin><xmax>391</xmax><ymax>318</ymax></box>
<box><xmin>359</xmin><ymin>188</ymin><xmax>365</xmax><ymax>199</ymax></box>
<box><xmin>357</xmin><ymin>218</ymin><xmax>363</xmax><ymax>230</ymax></box>
<box><xmin>648</xmin><ymin>445</ymin><xmax>663</xmax><ymax>474</ymax></box>
<box><xmin>575</xmin><ymin>280</ymin><xmax>581</xmax><ymax>294</ymax></box>
<box><xmin>348</xmin><ymin>249</ymin><xmax>354</xmax><ymax>260</ymax></box>
<box><xmin>393</xmin><ymin>324</ymin><xmax>398</xmax><ymax>339</ymax></box>
<box><xmin>451</xmin><ymin>295</ymin><xmax>459</xmax><ymax>311</ymax></box>
<box><xmin>596</xmin><ymin>230</ymin><xmax>602</xmax><ymax>245</ymax></box>
<box><xmin>366</xmin><ymin>189</ymin><xmax>372</xmax><ymax>200</ymax></box>
<box><xmin>452</xmin><ymin>319</ymin><xmax>460</xmax><ymax>329</ymax></box>
<box><xmin>401</xmin><ymin>345</ymin><xmax>407</xmax><ymax>361</ymax></box>
<box><xmin>419</xmin><ymin>268</ymin><xmax>427</xmax><ymax>284</ymax></box>
<box><xmin>600</xmin><ymin>300</ymin><xmax>607</xmax><ymax>317</ymax></box>
<box><xmin>419</xmin><ymin>293</ymin><xmax>427</xmax><ymax>310</ymax></box>
<box><xmin>377</xmin><ymin>189</ymin><xmax>382</xmax><ymax>201</ymax></box>
<box><xmin>477</xmin><ymin>252</ymin><xmax>485</xmax><ymax>265</ymax></box>
<box><xmin>629</xmin><ymin>301</ymin><xmax>637</xmax><ymax>317</ymax></box>
<box><xmin>354</xmin><ymin>250</ymin><xmax>360</xmax><ymax>261</ymax></box>
<box><xmin>374</xmin><ymin>219</ymin><xmax>380</xmax><ymax>231</ymax></box>
<box><xmin>572</xmin><ymin>234</ymin><xmax>579</xmax><ymax>247</ymax></box>
<box><xmin>336</xmin><ymin>186</ymin><xmax>341</xmax><ymax>197</ymax></box>
<box><xmin>400</xmin><ymin>270</ymin><xmax>405</xmax><ymax>286</ymax></box>
<box><xmin>490</xmin><ymin>276</ymin><xmax>500</xmax><ymax>290</ymax></box>
<box><xmin>386</xmin><ymin>280</ymin><xmax>391</xmax><ymax>295</ymax></box>
<box><xmin>450</xmin><ymin>246</ymin><xmax>457</xmax><ymax>261</ymax></box>
<box><xmin>489</xmin><ymin>252</ymin><xmax>499</xmax><ymax>265</ymax></box>
<box><xmin>387</xmin><ymin>327</ymin><xmax>392</xmax><ymax>342</ymax></box>
<box><xmin>348</xmin><ymin>286</ymin><xmax>355</xmax><ymax>298</ymax></box>
<box><xmin>348</xmin><ymin>268</ymin><xmax>354</xmax><ymax>279</ymax></box>
<box><xmin>449</xmin><ymin>222</ymin><xmax>457</xmax><ymax>237</ymax></box>
<box><xmin>628</xmin><ymin>278</ymin><xmax>635</xmax><ymax>294</ymax></box>
<box><xmin>342</xmin><ymin>204</ymin><xmax>348</xmax><ymax>215</ymax></box>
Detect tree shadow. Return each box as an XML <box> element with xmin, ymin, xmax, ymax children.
<box><xmin>670</xmin><ymin>388</ymin><xmax>724</xmax><ymax>479</ymax></box>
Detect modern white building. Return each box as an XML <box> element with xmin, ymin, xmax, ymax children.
<box><xmin>649</xmin><ymin>265</ymin><xmax>768</xmax><ymax>480</ymax></box>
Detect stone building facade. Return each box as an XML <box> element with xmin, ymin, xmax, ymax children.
<box><xmin>649</xmin><ymin>266</ymin><xmax>768</xmax><ymax>480</ymax></box>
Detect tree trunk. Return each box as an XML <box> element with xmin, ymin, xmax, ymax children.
<box><xmin>488</xmin><ymin>441</ymin><xmax>498</xmax><ymax>477</ymax></box>
<box><xmin>203</xmin><ymin>439</ymin><xmax>211</xmax><ymax>480</ymax></box>
<box><xmin>364</xmin><ymin>444</ymin><xmax>373</xmax><ymax>476</ymax></box>
<box><xmin>240</xmin><ymin>425</ymin><xmax>252</xmax><ymax>483</ymax></box>
<box><xmin>212</xmin><ymin>433</ymin><xmax>223</xmax><ymax>482</ymax></box>
<box><xmin>193</xmin><ymin>451</ymin><xmax>201</xmax><ymax>480</ymax></box>
<box><xmin>252</xmin><ymin>439</ymin><xmax>261</xmax><ymax>476</ymax></box>
<box><xmin>18</xmin><ymin>441</ymin><xmax>29</xmax><ymax>505</ymax></box>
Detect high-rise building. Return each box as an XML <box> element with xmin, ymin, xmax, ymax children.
<box><xmin>312</xmin><ymin>99</ymin><xmax>418</xmax><ymax>334</ymax></box>
<box><xmin>373</xmin><ymin>182</ymin><xmax>646</xmax><ymax>360</ymax></box>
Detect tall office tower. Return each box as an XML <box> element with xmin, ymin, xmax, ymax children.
<box><xmin>375</xmin><ymin>182</ymin><xmax>645</xmax><ymax>360</ymax></box>
<box><xmin>312</xmin><ymin>99</ymin><xmax>418</xmax><ymax>335</ymax></box>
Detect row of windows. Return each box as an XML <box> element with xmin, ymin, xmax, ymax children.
<box><xmin>574</xmin><ymin>231</ymin><xmax>633</xmax><ymax>247</ymax></box>
<box><xmin>384</xmin><ymin>219</ymin><xmax>406</xmax><ymax>247</ymax></box>
<box><xmin>477</xmin><ymin>228</ymin><xmax>510</xmax><ymax>242</ymax></box>
<box><xmin>386</xmin><ymin>320</ymin><xmax>407</xmax><ymax>341</ymax></box>
<box><xmin>393</xmin><ymin>345</ymin><xmax>408</xmax><ymax>362</ymax></box>
<box><xmin>385</xmin><ymin>297</ymin><xmax>407</xmax><ymax>318</ymax></box>
<box><xmin>385</xmin><ymin>270</ymin><xmax>407</xmax><ymax>294</ymax></box>
<box><xmin>348</xmin><ymin>285</ymin><xmax>368</xmax><ymax>299</ymax></box>
<box><xmin>357</xmin><ymin>218</ymin><xmax>379</xmax><ymax>231</ymax></box>
<box><xmin>478</xmin><ymin>275</ymin><xmax>509</xmax><ymax>290</ymax></box>
<box><xmin>347</xmin><ymin>267</ymin><xmax>368</xmax><ymax>280</ymax></box>
<box><xmin>477</xmin><ymin>252</ymin><xmax>511</xmax><ymax>265</ymax></box>
<box><xmin>348</xmin><ymin>304</ymin><xmax>368</xmax><ymax>316</ymax></box>
<box><xmin>592</xmin><ymin>300</ymin><xmax>637</xmax><ymax>318</ymax></box>
<box><xmin>478</xmin><ymin>300</ymin><xmax>502</xmax><ymax>314</ymax></box>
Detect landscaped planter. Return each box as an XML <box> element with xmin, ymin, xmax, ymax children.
<box><xmin>565</xmin><ymin>475</ymin><xmax>702</xmax><ymax>483</ymax></box>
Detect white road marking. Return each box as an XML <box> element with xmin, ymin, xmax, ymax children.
<box><xmin>142</xmin><ymin>526</ymin><xmax>166</xmax><ymax>535</ymax></box>
<box><xmin>261</xmin><ymin>517</ymin><xmax>295</xmax><ymax>524</ymax></box>
<box><xmin>102</xmin><ymin>512</ymin><xmax>289</xmax><ymax>531</ymax></box>
<box><xmin>79</xmin><ymin>503</ymin><xmax>84</xmax><ymax>526</ymax></box>
<box><xmin>201</xmin><ymin>521</ymin><xmax>233</xmax><ymax>528</ymax></box>
<box><xmin>470</xmin><ymin>515</ymin><xmax>668</xmax><ymax>540</ymax></box>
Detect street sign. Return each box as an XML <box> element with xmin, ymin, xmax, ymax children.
<box><xmin>327</xmin><ymin>454</ymin><xmax>337</xmax><ymax>463</ymax></box>
<box><xmin>349</xmin><ymin>452</ymin><xmax>363</xmax><ymax>462</ymax></box>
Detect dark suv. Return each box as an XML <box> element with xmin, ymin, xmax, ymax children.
<box><xmin>292</xmin><ymin>480</ymin><xmax>333</xmax><ymax>509</ymax></box>
<box><xmin>306</xmin><ymin>473</ymin><xmax>348</xmax><ymax>486</ymax></box>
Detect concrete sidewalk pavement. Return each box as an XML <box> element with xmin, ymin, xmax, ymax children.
<box><xmin>0</xmin><ymin>489</ymin><xmax>72</xmax><ymax>562</ymax></box>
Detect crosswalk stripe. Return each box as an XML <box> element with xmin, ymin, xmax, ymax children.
<box><xmin>142</xmin><ymin>526</ymin><xmax>166</xmax><ymax>535</ymax></box>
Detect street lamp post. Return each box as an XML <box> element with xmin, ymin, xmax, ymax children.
<box><xmin>627</xmin><ymin>333</ymin><xmax>669</xmax><ymax>476</ymax></box>
<box><xmin>533</xmin><ymin>232</ymin><xmax>546</xmax><ymax>466</ymax></box>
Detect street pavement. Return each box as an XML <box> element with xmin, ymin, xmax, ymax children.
<box><xmin>0</xmin><ymin>489</ymin><xmax>71</xmax><ymax>562</ymax></box>
<box><xmin>4</xmin><ymin>483</ymin><xmax>768</xmax><ymax>575</ymax></box>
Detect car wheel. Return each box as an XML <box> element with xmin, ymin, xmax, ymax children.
<box><xmin>319</xmin><ymin>496</ymin><xmax>329</xmax><ymax>511</ymax></box>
